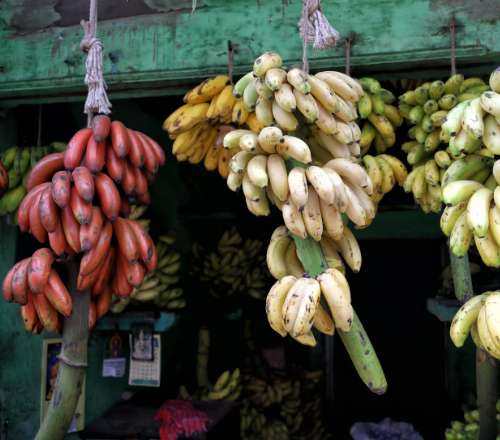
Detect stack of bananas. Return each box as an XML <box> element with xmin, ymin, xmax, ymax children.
<box><xmin>357</xmin><ymin>77</ymin><xmax>402</xmax><ymax>155</ymax></box>
<box><xmin>266</xmin><ymin>228</ymin><xmax>353</xmax><ymax>347</ymax></box>
<box><xmin>191</xmin><ymin>227</ymin><xmax>271</xmax><ymax>300</ymax></box>
<box><xmin>444</xmin><ymin>403</ymin><xmax>500</xmax><ymax>440</ymax></box>
<box><xmin>241</xmin><ymin>371</ymin><xmax>331</xmax><ymax>440</ymax></box>
<box><xmin>0</xmin><ymin>144</ymin><xmax>64</xmax><ymax>217</ymax></box>
<box><xmin>428</xmin><ymin>70</ymin><xmax>500</xmax><ymax>267</ymax></box>
<box><xmin>450</xmin><ymin>290</ymin><xmax>500</xmax><ymax>361</ymax></box>
<box><xmin>399</xmin><ymin>73</ymin><xmax>493</xmax><ymax>212</ymax></box>
<box><xmin>163</xmin><ymin>75</ymin><xmax>253</xmax><ymax>178</ymax></box>
<box><xmin>111</xmin><ymin>211</ymin><xmax>185</xmax><ymax>312</ymax></box>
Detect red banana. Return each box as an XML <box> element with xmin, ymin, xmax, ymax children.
<box><xmin>18</xmin><ymin>183</ymin><xmax>50</xmax><ymax>232</ymax></box>
<box><xmin>128</xmin><ymin>261</ymin><xmax>146</xmax><ymax>287</ymax></box>
<box><xmin>33</xmin><ymin>290</ymin><xmax>59</xmax><ymax>332</ymax></box>
<box><xmin>91</xmin><ymin>248</ymin><xmax>115</xmax><ymax>296</ymax></box>
<box><xmin>79</xmin><ymin>220</ymin><xmax>112</xmax><ymax>276</ymax></box>
<box><xmin>96</xmin><ymin>287</ymin><xmax>112</xmax><ymax>319</ymax></box>
<box><xmin>64</xmin><ymin>128</ymin><xmax>92</xmax><ymax>170</ymax></box>
<box><xmin>95</xmin><ymin>173</ymin><xmax>120</xmax><ymax>221</ymax></box>
<box><xmin>29</xmin><ymin>192</ymin><xmax>48</xmax><ymax>243</ymax></box>
<box><xmin>80</xmin><ymin>206</ymin><xmax>103</xmax><ymax>251</ymax></box>
<box><xmin>113</xmin><ymin>217</ymin><xmax>139</xmax><ymax>262</ymax></box>
<box><xmin>45</xmin><ymin>270</ymin><xmax>72</xmax><ymax>317</ymax></box>
<box><xmin>27</xmin><ymin>248</ymin><xmax>54</xmax><ymax>293</ymax></box>
<box><xmin>48</xmin><ymin>218</ymin><xmax>67</xmax><ymax>256</ymax></box>
<box><xmin>137</xmin><ymin>133</ymin><xmax>158</xmax><ymax>174</ymax></box>
<box><xmin>51</xmin><ymin>170</ymin><xmax>71</xmax><ymax>209</ymax></box>
<box><xmin>39</xmin><ymin>187</ymin><xmax>59</xmax><ymax>233</ymax></box>
<box><xmin>127</xmin><ymin>219</ymin><xmax>156</xmax><ymax>268</ymax></box>
<box><xmin>11</xmin><ymin>258</ymin><xmax>31</xmax><ymax>305</ymax></box>
<box><xmin>20</xmin><ymin>292</ymin><xmax>37</xmax><ymax>332</ymax></box>
<box><xmin>113</xmin><ymin>254</ymin><xmax>134</xmax><ymax>297</ymax></box>
<box><xmin>91</xmin><ymin>115</ymin><xmax>111</xmax><ymax>142</ymax></box>
<box><xmin>61</xmin><ymin>206</ymin><xmax>81</xmax><ymax>253</ymax></box>
<box><xmin>121</xmin><ymin>161</ymin><xmax>136</xmax><ymax>195</ymax></box>
<box><xmin>110</xmin><ymin>121</ymin><xmax>130</xmax><ymax>158</ymax></box>
<box><xmin>137</xmin><ymin>131</ymin><xmax>166</xmax><ymax>166</ymax></box>
<box><xmin>26</xmin><ymin>152</ymin><xmax>64</xmax><ymax>191</ymax></box>
<box><xmin>84</xmin><ymin>137</ymin><xmax>106</xmax><ymax>173</ymax></box>
<box><xmin>120</xmin><ymin>196</ymin><xmax>131</xmax><ymax>217</ymax></box>
<box><xmin>128</xmin><ymin>129</ymin><xmax>145</xmax><ymax>168</ymax></box>
<box><xmin>2</xmin><ymin>264</ymin><xmax>15</xmax><ymax>302</ymax></box>
<box><xmin>70</xmin><ymin>187</ymin><xmax>93</xmax><ymax>225</ymax></box>
<box><xmin>77</xmin><ymin>265</ymin><xmax>100</xmax><ymax>291</ymax></box>
<box><xmin>72</xmin><ymin>166</ymin><xmax>95</xmax><ymax>202</ymax></box>
<box><xmin>133</xmin><ymin>167</ymin><xmax>148</xmax><ymax>196</ymax></box>
<box><xmin>105</xmin><ymin>144</ymin><xmax>125</xmax><ymax>183</ymax></box>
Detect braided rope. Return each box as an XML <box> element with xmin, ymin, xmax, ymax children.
<box><xmin>299</xmin><ymin>0</ymin><xmax>340</xmax><ymax>72</ymax></box>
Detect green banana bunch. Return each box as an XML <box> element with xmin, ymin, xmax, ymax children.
<box><xmin>357</xmin><ymin>77</ymin><xmax>402</xmax><ymax>155</ymax></box>
<box><xmin>0</xmin><ymin>145</ymin><xmax>58</xmax><ymax>218</ymax></box>
<box><xmin>191</xmin><ymin>227</ymin><xmax>271</xmax><ymax>300</ymax></box>
<box><xmin>443</xmin><ymin>401</ymin><xmax>500</xmax><ymax>440</ymax></box>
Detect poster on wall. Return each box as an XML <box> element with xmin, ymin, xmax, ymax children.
<box><xmin>40</xmin><ymin>339</ymin><xmax>86</xmax><ymax>432</ymax></box>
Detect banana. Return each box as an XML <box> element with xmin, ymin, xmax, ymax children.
<box><xmin>240</xmin><ymin>133</ymin><xmax>259</xmax><ymax>152</ymax></box>
<box><xmin>424</xmin><ymin>159</ymin><xmax>440</xmax><ymax>187</ymax></box>
<box><xmin>450</xmin><ymin>211</ymin><xmax>473</xmax><ymax>256</ymax></box>
<box><xmin>282</xmin><ymin>199</ymin><xmax>307</xmax><ymax>239</ymax></box>
<box><xmin>213</xmin><ymin>370</ymin><xmax>231</xmax><ymax>391</ymax></box>
<box><xmin>377</xmin><ymin>155</ymin><xmax>408</xmax><ymax>186</ymax></box>
<box><xmin>318</xmin><ymin>198</ymin><xmax>343</xmax><ymax>240</ymax></box>
<box><xmin>246</xmin><ymin>195</ymin><xmax>270</xmax><ymax>216</ymax></box>
<box><xmin>168</xmin><ymin>103</ymin><xmax>210</xmax><ymax>135</ymax></box>
<box><xmin>442</xmin><ymin>180</ymin><xmax>483</xmax><ymax>205</ymax></box>
<box><xmin>247</xmin><ymin>155</ymin><xmax>269</xmax><ymax>188</ymax></box>
<box><xmin>315</xmin><ymin>71</ymin><xmax>360</xmax><ymax>102</ymax></box>
<box><xmin>233</xmin><ymin>72</ymin><xmax>254</xmax><ymax>97</ymax></box>
<box><xmin>444</xmin><ymin>74</ymin><xmax>464</xmax><ymax>95</ymax></box>
<box><xmin>323</xmin><ymin>167</ymin><xmax>348</xmax><ymax>212</ymax></box>
<box><xmin>335</xmin><ymin>226</ymin><xmax>361</xmax><ymax>272</ymax></box>
<box><xmin>441</xmin><ymin>101</ymin><xmax>468</xmax><ymax>138</ymax></box>
<box><xmin>274</xmin><ymin>83</ymin><xmax>297</xmax><ymax>112</ymax></box>
<box><xmin>184</xmin><ymin>75</ymin><xmax>230</xmax><ymax>104</ymax></box>
<box><xmin>490</xmin><ymin>68</ymin><xmax>500</xmax><ymax>93</ymax></box>
<box><xmin>227</xmin><ymin>171</ymin><xmax>243</xmax><ymax>192</ymax></box>
<box><xmin>325</xmin><ymin>71</ymin><xmax>364</xmax><ymax>96</ymax></box>
<box><xmin>291</xmin><ymin>278</ymin><xmax>321</xmax><ymax>337</ymax></box>
<box><xmin>242</xmin><ymin>173</ymin><xmax>264</xmax><ymax>202</ymax></box>
<box><xmin>305</xmin><ymin>166</ymin><xmax>335</xmax><ymax>204</ymax></box>
<box><xmin>346</xmin><ymin>181</ymin><xmax>376</xmax><ymax>222</ymax></box>
<box><xmin>243</xmin><ymin>79</ymin><xmax>258</xmax><ymax>111</ymax></box>
<box><xmin>287</xmin><ymin>68</ymin><xmax>311</xmax><ymax>94</ymax></box>
<box><xmin>272</xmin><ymin>100</ymin><xmax>299</xmax><ymax>132</ymax></box>
<box><xmin>302</xmin><ymin>187</ymin><xmax>323</xmax><ymax>241</ymax></box>
<box><xmin>315</xmin><ymin>101</ymin><xmax>338</xmax><ymax>135</ymax></box>
<box><xmin>442</xmin><ymin>154</ymin><xmax>492</xmax><ymax>187</ymax></box>
<box><xmin>258</xmin><ymin>127</ymin><xmax>283</xmax><ymax>154</ymax></box>
<box><xmin>293</xmin><ymin>331</ymin><xmax>317</xmax><ymax>347</ymax></box>
<box><xmin>440</xmin><ymin>201</ymin><xmax>467</xmax><ymax>236</ymax></box>
<box><xmin>467</xmin><ymin>188</ymin><xmax>493</xmax><ymax>237</ymax></box>
<box><xmin>265</xmin><ymin>68</ymin><xmax>287</xmax><ymax>91</ymax></box>
<box><xmin>224</xmin><ymin>129</ymin><xmax>253</xmax><ymax>149</ymax></box>
<box><xmin>434</xmin><ymin>150</ymin><xmax>452</xmax><ymax>168</ymax></box>
<box><xmin>462</xmin><ymin>98</ymin><xmax>484</xmax><ymax>139</ymax></box>
<box><xmin>483</xmin><ymin>293</ymin><xmax>500</xmax><ymax>350</ymax></box>
<box><xmin>483</xmin><ymin>115</ymin><xmax>500</xmax><ymax>154</ymax></box>
<box><xmin>293</xmin><ymin>89</ymin><xmax>319</xmax><ymax>122</ymax></box>
<box><xmin>214</xmin><ymin>85</ymin><xmax>236</xmax><ymax>119</ymax></box>
<box><xmin>308</xmin><ymin>75</ymin><xmax>338</xmax><ymax>113</ymax></box>
<box><xmin>267</xmin><ymin>233</ymin><xmax>292</xmax><ymax>279</ymax></box>
<box><xmin>312</xmin><ymin>127</ymin><xmax>350</xmax><ymax>159</ymax></box>
<box><xmin>326</xmin><ymin>158</ymin><xmax>373</xmax><ymax>195</ymax></box>
<box><xmin>254</xmin><ymin>77</ymin><xmax>274</xmax><ymax>99</ymax></box>
<box><xmin>480</xmin><ymin>91</ymin><xmax>500</xmax><ymax>118</ymax></box>
<box><xmin>319</xmin><ymin>236</ymin><xmax>345</xmax><ymax>273</ymax></box>
<box><xmin>357</xmin><ymin>94</ymin><xmax>373</xmax><ymax>118</ymax></box>
<box><xmin>359</xmin><ymin>77</ymin><xmax>381</xmax><ymax>94</ymax></box>
<box><xmin>450</xmin><ymin>293</ymin><xmax>489</xmax><ymax>347</ymax></box>
<box><xmin>477</xmin><ymin>306</ymin><xmax>500</xmax><ymax>359</ymax></box>
<box><xmin>230</xmin><ymin>150</ymin><xmax>254</xmax><ymax>175</ymax></box>
<box><xmin>475</xmin><ymin>230</ymin><xmax>500</xmax><ymax>268</ymax></box>
<box><xmin>489</xmin><ymin>206</ymin><xmax>500</xmax><ymax>246</ymax></box>
<box><xmin>359</xmin><ymin>122</ymin><xmax>377</xmax><ymax>155</ymax></box>
<box><xmin>266</xmin><ymin>276</ymin><xmax>297</xmax><ymax>337</ymax></box>
<box><xmin>253</xmin><ymin>52</ymin><xmax>282</xmax><ymax>77</ymax></box>
<box><xmin>288</xmin><ymin>167</ymin><xmax>308</xmax><ymax>209</ymax></box>
<box><xmin>313</xmin><ymin>303</ymin><xmax>335</xmax><ymax>335</ymax></box>
<box><xmin>255</xmin><ymin>97</ymin><xmax>274</xmax><ymax>126</ymax></box>
<box><xmin>266</xmin><ymin>154</ymin><xmax>289</xmax><ymax>202</ymax></box>
<box><xmin>317</xmin><ymin>268</ymin><xmax>353</xmax><ymax>331</ymax></box>
<box><xmin>343</xmin><ymin>184</ymin><xmax>368</xmax><ymax>227</ymax></box>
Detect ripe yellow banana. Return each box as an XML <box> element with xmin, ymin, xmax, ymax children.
<box><xmin>266</xmin><ymin>276</ymin><xmax>297</xmax><ymax>337</ymax></box>
<box><xmin>317</xmin><ymin>268</ymin><xmax>353</xmax><ymax>331</ymax></box>
<box><xmin>267</xmin><ymin>154</ymin><xmax>289</xmax><ymax>202</ymax></box>
<box><xmin>302</xmin><ymin>187</ymin><xmax>323</xmax><ymax>242</ymax></box>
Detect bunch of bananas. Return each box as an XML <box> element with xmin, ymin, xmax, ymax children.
<box><xmin>399</xmin><ymin>73</ymin><xmax>494</xmax><ymax>212</ymax></box>
<box><xmin>450</xmin><ymin>290</ymin><xmax>500</xmax><ymax>360</ymax></box>
<box><xmin>357</xmin><ymin>77</ymin><xmax>402</xmax><ymax>155</ymax></box>
<box><xmin>266</xmin><ymin>227</ymin><xmax>352</xmax><ymax>346</ymax></box>
<box><xmin>241</xmin><ymin>371</ymin><xmax>331</xmax><ymax>440</ymax></box>
<box><xmin>111</xmin><ymin>226</ymin><xmax>185</xmax><ymax>313</ymax></box>
<box><xmin>163</xmin><ymin>75</ymin><xmax>254</xmax><ymax>177</ymax></box>
<box><xmin>191</xmin><ymin>227</ymin><xmax>270</xmax><ymax>299</ymax></box>
<box><xmin>201</xmin><ymin>368</ymin><xmax>242</xmax><ymax>401</ymax></box>
<box><xmin>444</xmin><ymin>401</ymin><xmax>500</xmax><ymax>440</ymax></box>
<box><xmin>0</xmin><ymin>144</ymin><xmax>64</xmax><ymax>218</ymax></box>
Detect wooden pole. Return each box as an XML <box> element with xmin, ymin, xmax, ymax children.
<box><xmin>449</xmin><ymin>250</ymin><xmax>497</xmax><ymax>440</ymax></box>
<box><xmin>35</xmin><ymin>262</ymin><xmax>89</xmax><ymax>440</ymax></box>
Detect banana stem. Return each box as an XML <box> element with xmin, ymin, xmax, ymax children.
<box><xmin>449</xmin><ymin>249</ymin><xmax>497</xmax><ymax>440</ymax></box>
<box><xmin>292</xmin><ymin>234</ymin><xmax>387</xmax><ymax>394</ymax></box>
<box><xmin>35</xmin><ymin>262</ymin><xmax>89</xmax><ymax>440</ymax></box>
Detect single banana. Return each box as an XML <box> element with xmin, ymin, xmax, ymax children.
<box><xmin>247</xmin><ymin>155</ymin><xmax>269</xmax><ymax>188</ymax></box>
<box><xmin>293</xmin><ymin>88</ymin><xmax>319</xmax><ymax>122</ymax></box>
<box><xmin>313</xmin><ymin>303</ymin><xmax>335</xmax><ymax>335</ymax></box>
<box><xmin>317</xmin><ymin>268</ymin><xmax>353</xmax><ymax>331</ymax></box>
<box><xmin>466</xmin><ymin>187</ymin><xmax>493</xmax><ymax>237</ymax></box>
<box><xmin>288</xmin><ymin>167</ymin><xmax>309</xmax><ymax>209</ymax></box>
<box><xmin>442</xmin><ymin>180</ymin><xmax>483</xmax><ymax>205</ymax></box>
<box><xmin>306</xmin><ymin>165</ymin><xmax>335</xmax><ymax>204</ymax></box>
<box><xmin>475</xmin><ymin>230</ymin><xmax>500</xmax><ymax>268</ymax></box>
<box><xmin>335</xmin><ymin>226</ymin><xmax>362</xmax><ymax>272</ymax></box>
<box><xmin>267</xmin><ymin>154</ymin><xmax>289</xmax><ymax>202</ymax></box>
<box><xmin>440</xmin><ymin>201</ymin><xmax>467</xmax><ymax>236</ymax></box>
<box><xmin>266</xmin><ymin>234</ymin><xmax>292</xmax><ymax>279</ymax></box>
<box><xmin>282</xmin><ymin>199</ymin><xmax>308</xmax><ymax>239</ymax></box>
<box><xmin>274</xmin><ymin>83</ymin><xmax>297</xmax><ymax>112</ymax></box>
<box><xmin>325</xmin><ymin>158</ymin><xmax>373</xmax><ymax>195</ymax></box>
<box><xmin>272</xmin><ymin>100</ymin><xmax>299</xmax><ymax>132</ymax></box>
<box><xmin>255</xmin><ymin>97</ymin><xmax>274</xmax><ymax>126</ymax></box>
<box><xmin>462</xmin><ymin>97</ymin><xmax>484</xmax><ymax>139</ymax></box>
<box><xmin>258</xmin><ymin>126</ymin><xmax>283</xmax><ymax>154</ymax></box>
<box><xmin>450</xmin><ymin>293</ymin><xmax>489</xmax><ymax>347</ymax></box>
<box><xmin>266</xmin><ymin>275</ymin><xmax>297</xmax><ymax>337</ymax></box>
<box><xmin>302</xmin><ymin>186</ymin><xmax>323</xmax><ymax>242</ymax></box>
<box><xmin>291</xmin><ymin>278</ymin><xmax>321</xmax><ymax>337</ymax></box>
<box><xmin>253</xmin><ymin>52</ymin><xmax>283</xmax><ymax>77</ymax></box>
<box><xmin>284</xmin><ymin>240</ymin><xmax>305</xmax><ymax>277</ymax></box>
<box><xmin>265</xmin><ymin>68</ymin><xmax>287</xmax><ymax>91</ymax></box>
<box><xmin>319</xmin><ymin>198</ymin><xmax>344</xmax><ymax>240</ymax></box>
<box><xmin>287</xmin><ymin>68</ymin><xmax>311</xmax><ymax>94</ymax></box>
<box><xmin>449</xmin><ymin>211</ymin><xmax>473</xmax><ymax>257</ymax></box>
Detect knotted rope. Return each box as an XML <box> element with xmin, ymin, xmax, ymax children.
<box><xmin>299</xmin><ymin>0</ymin><xmax>340</xmax><ymax>72</ymax></box>
<box><xmin>80</xmin><ymin>0</ymin><xmax>111</xmax><ymax>126</ymax></box>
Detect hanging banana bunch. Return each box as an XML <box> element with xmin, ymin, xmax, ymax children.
<box><xmin>399</xmin><ymin>73</ymin><xmax>492</xmax><ymax>213</ymax></box>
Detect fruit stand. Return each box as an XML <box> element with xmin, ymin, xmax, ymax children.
<box><xmin>1</xmin><ymin>1</ymin><xmax>500</xmax><ymax>440</ymax></box>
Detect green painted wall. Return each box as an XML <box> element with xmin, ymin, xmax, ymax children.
<box><xmin>0</xmin><ymin>0</ymin><xmax>499</xmax><ymax>102</ymax></box>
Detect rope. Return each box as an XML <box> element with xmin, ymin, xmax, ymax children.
<box><xmin>80</xmin><ymin>0</ymin><xmax>111</xmax><ymax>127</ymax></box>
<box><xmin>344</xmin><ymin>34</ymin><xmax>353</xmax><ymax>76</ymax></box>
<box><xmin>450</xmin><ymin>16</ymin><xmax>456</xmax><ymax>76</ymax></box>
<box><xmin>227</xmin><ymin>40</ymin><xmax>234</xmax><ymax>84</ymax></box>
<box><xmin>299</xmin><ymin>0</ymin><xmax>340</xmax><ymax>72</ymax></box>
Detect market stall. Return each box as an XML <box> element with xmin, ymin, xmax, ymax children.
<box><xmin>1</xmin><ymin>1</ymin><xmax>500</xmax><ymax>439</ymax></box>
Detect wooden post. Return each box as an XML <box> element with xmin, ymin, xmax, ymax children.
<box><xmin>35</xmin><ymin>262</ymin><xmax>89</xmax><ymax>440</ymax></box>
<box><xmin>449</xmin><ymin>251</ymin><xmax>497</xmax><ymax>440</ymax></box>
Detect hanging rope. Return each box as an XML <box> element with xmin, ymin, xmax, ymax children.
<box><xmin>344</xmin><ymin>34</ymin><xmax>353</xmax><ymax>76</ymax></box>
<box><xmin>80</xmin><ymin>0</ymin><xmax>111</xmax><ymax>126</ymax></box>
<box><xmin>227</xmin><ymin>40</ymin><xmax>234</xmax><ymax>84</ymax></box>
<box><xmin>449</xmin><ymin>16</ymin><xmax>457</xmax><ymax>76</ymax></box>
<box><xmin>299</xmin><ymin>0</ymin><xmax>341</xmax><ymax>72</ymax></box>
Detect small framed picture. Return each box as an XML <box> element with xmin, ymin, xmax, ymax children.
<box><xmin>131</xmin><ymin>324</ymin><xmax>154</xmax><ymax>361</ymax></box>
<box><xmin>40</xmin><ymin>339</ymin><xmax>85</xmax><ymax>432</ymax></box>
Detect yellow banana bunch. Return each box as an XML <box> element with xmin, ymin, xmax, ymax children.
<box><xmin>191</xmin><ymin>227</ymin><xmax>271</xmax><ymax>299</ymax></box>
<box><xmin>357</xmin><ymin>77</ymin><xmax>402</xmax><ymax>155</ymax></box>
